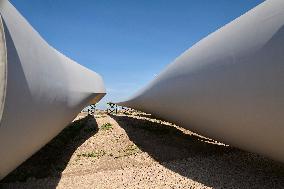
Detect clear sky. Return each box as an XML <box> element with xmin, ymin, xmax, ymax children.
<box><xmin>10</xmin><ymin>0</ymin><xmax>264</xmax><ymax>109</ymax></box>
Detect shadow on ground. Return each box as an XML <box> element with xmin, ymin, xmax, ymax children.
<box><xmin>111</xmin><ymin>114</ymin><xmax>284</xmax><ymax>189</ymax></box>
<box><xmin>0</xmin><ymin>115</ymin><xmax>98</xmax><ymax>188</ymax></box>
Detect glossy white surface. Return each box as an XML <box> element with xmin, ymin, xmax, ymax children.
<box><xmin>0</xmin><ymin>0</ymin><xmax>105</xmax><ymax>179</ymax></box>
<box><xmin>118</xmin><ymin>0</ymin><xmax>284</xmax><ymax>162</ymax></box>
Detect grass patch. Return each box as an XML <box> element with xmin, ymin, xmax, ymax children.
<box><xmin>78</xmin><ymin>150</ymin><xmax>106</xmax><ymax>158</ymax></box>
<box><xmin>100</xmin><ymin>122</ymin><xmax>113</xmax><ymax>130</ymax></box>
<box><xmin>116</xmin><ymin>144</ymin><xmax>141</xmax><ymax>158</ymax></box>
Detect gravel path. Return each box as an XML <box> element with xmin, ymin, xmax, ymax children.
<box><xmin>1</xmin><ymin>111</ymin><xmax>284</xmax><ymax>188</ymax></box>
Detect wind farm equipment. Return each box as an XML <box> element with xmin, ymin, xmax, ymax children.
<box><xmin>0</xmin><ymin>0</ymin><xmax>106</xmax><ymax>179</ymax></box>
<box><xmin>118</xmin><ymin>0</ymin><xmax>284</xmax><ymax>163</ymax></box>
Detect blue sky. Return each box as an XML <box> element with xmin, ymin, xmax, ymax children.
<box><xmin>10</xmin><ymin>0</ymin><xmax>264</xmax><ymax>109</ymax></box>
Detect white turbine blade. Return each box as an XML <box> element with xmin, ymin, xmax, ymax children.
<box><xmin>118</xmin><ymin>0</ymin><xmax>284</xmax><ymax>162</ymax></box>
<box><xmin>0</xmin><ymin>0</ymin><xmax>106</xmax><ymax>179</ymax></box>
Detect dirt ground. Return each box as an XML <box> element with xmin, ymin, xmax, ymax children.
<box><xmin>1</xmin><ymin>110</ymin><xmax>284</xmax><ymax>189</ymax></box>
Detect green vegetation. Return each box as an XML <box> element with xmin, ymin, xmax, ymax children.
<box><xmin>116</xmin><ymin>144</ymin><xmax>141</xmax><ymax>158</ymax></box>
<box><xmin>100</xmin><ymin>122</ymin><xmax>113</xmax><ymax>130</ymax></box>
<box><xmin>78</xmin><ymin>150</ymin><xmax>106</xmax><ymax>158</ymax></box>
